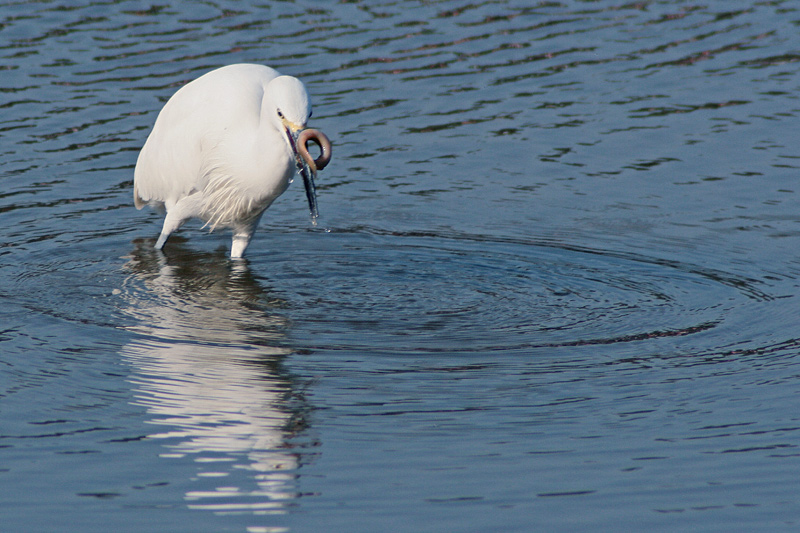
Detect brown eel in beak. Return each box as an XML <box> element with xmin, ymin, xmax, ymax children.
<box><xmin>293</xmin><ymin>128</ymin><xmax>332</xmax><ymax>219</ymax></box>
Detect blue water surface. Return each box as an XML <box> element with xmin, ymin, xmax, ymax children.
<box><xmin>1</xmin><ymin>1</ymin><xmax>800</xmax><ymax>531</ymax></box>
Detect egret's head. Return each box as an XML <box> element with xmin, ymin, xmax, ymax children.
<box><xmin>267</xmin><ymin>75</ymin><xmax>311</xmax><ymax>133</ymax></box>
<box><xmin>266</xmin><ymin>75</ymin><xmax>331</xmax><ymax>221</ymax></box>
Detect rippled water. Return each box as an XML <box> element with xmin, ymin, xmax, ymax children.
<box><xmin>2</xmin><ymin>1</ymin><xmax>800</xmax><ymax>531</ymax></box>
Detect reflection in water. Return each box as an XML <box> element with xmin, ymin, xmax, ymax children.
<box><xmin>119</xmin><ymin>239</ymin><xmax>308</xmax><ymax>515</ymax></box>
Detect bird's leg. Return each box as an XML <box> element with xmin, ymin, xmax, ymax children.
<box><xmin>230</xmin><ymin>231</ymin><xmax>253</xmax><ymax>259</ymax></box>
<box><xmin>230</xmin><ymin>234</ymin><xmax>251</xmax><ymax>259</ymax></box>
<box><xmin>230</xmin><ymin>215</ymin><xmax>263</xmax><ymax>259</ymax></box>
<box><xmin>155</xmin><ymin>209</ymin><xmax>186</xmax><ymax>250</ymax></box>
<box><xmin>154</xmin><ymin>232</ymin><xmax>169</xmax><ymax>250</ymax></box>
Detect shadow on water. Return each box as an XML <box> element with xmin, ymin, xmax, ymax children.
<box><xmin>118</xmin><ymin>238</ymin><xmax>314</xmax><ymax>515</ymax></box>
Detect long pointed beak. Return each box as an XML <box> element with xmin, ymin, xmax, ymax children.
<box><xmin>286</xmin><ymin>128</ymin><xmax>332</xmax><ymax>220</ymax></box>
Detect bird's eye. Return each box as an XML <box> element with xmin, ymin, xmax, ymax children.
<box><xmin>277</xmin><ymin>110</ymin><xmax>284</xmax><ymax>119</ymax></box>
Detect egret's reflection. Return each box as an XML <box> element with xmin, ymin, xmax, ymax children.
<box><xmin>120</xmin><ymin>238</ymin><xmax>309</xmax><ymax>515</ymax></box>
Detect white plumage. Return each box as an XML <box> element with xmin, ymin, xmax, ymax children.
<box><xmin>134</xmin><ymin>63</ymin><xmax>331</xmax><ymax>258</ymax></box>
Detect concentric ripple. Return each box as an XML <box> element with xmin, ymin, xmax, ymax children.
<box><xmin>263</xmin><ymin>229</ymin><xmax>762</xmax><ymax>354</ymax></box>
<box><xmin>4</xmin><ymin>229</ymin><xmax>765</xmax><ymax>361</ymax></box>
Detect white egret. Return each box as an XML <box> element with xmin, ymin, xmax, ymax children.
<box><xmin>134</xmin><ymin>63</ymin><xmax>332</xmax><ymax>259</ymax></box>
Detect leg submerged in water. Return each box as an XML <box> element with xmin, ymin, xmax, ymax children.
<box><xmin>229</xmin><ymin>217</ymin><xmax>262</xmax><ymax>259</ymax></box>
<box><xmin>230</xmin><ymin>231</ymin><xmax>252</xmax><ymax>259</ymax></box>
<box><xmin>154</xmin><ymin>209</ymin><xmax>187</xmax><ymax>250</ymax></box>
